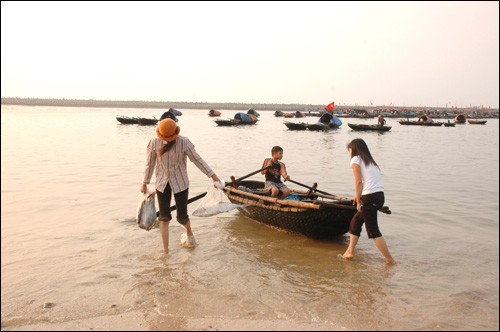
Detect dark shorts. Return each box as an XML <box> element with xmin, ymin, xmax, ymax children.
<box><xmin>264</xmin><ymin>181</ymin><xmax>289</xmax><ymax>191</ymax></box>
<box><xmin>349</xmin><ymin>191</ymin><xmax>385</xmax><ymax>239</ymax></box>
<box><xmin>156</xmin><ymin>183</ymin><xmax>189</xmax><ymax>225</ymax></box>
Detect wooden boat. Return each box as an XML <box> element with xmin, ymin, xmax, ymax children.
<box><xmin>283</xmin><ymin>112</ymin><xmax>294</xmax><ymax>118</ymax></box>
<box><xmin>137</xmin><ymin>117</ymin><xmax>158</xmax><ymax>125</ymax></box>
<box><xmin>284</xmin><ymin>121</ymin><xmax>308</xmax><ymax>130</ymax></box>
<box><xmin>348</xmin><ymin>123</ymin><xmax>392</xmax><ymax>131</ymax></box>
<box><xmin>116</xmin><ymin>116</ymin><xmax>139</xmax><ymax>124</ymax></box>
<box><xmin>274</xmin><ymin>110</ymin><xmax>284</xmax><ymax>117</ymax></box>
<box><xmin>398</xmin><ymin>120</ymin><xmax>443</xmax><ymax>126</ymax></box>
<box><xmin>208</xmin><ymin>109</ymin><xmax>222</xmax><ymax>117</ymax></box>
<box><xmin>468</xmin><ymin>119</ymin><xmax>487</xmax><ymax>125</ymax></box>
<box><xmin>305</xmin><ymin>113</ymin><xmax>341</xmax><ymax>130</ymax></box>
<box><xmin>215</xmin><ymin>112</ymin><xmax>258</xmax><ymax>126</ymax></box>
<box><xmin>454</xmin><ymin>114</ymin><xmax>466</xmax><ymax>124</ymax></box>
<box><xmin>306</xmin><ymin>123</ymin><xmax>340</xmax><ymax>131</ymax></box>
<box><xmin>284</xmin><ymin>121</ymin><xmax>340</xmax><ymax>131</ymax></box>
<box><xmin>443</xmin><ymin>122</ymin><xmax>455</xmax><ymax>127</ymax></box>
<box><xmin>294</xmin><ymin>111</ymin><xmax>306</xmax><ymax>118</ymax></box>
<box><xmin>222</xmin><ymin>180</ymin><xmax>389</xmax><ymax>239</ymax></box>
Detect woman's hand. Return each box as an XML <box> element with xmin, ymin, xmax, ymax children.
<box><xmin>140</xmin><ymin>183</ymin><xmax>147</xmax><ymax>193</ymax></box>
<box><xmin>212</xmin><ymin>174</ymin><xmax>224</xmax><ymax>188</ymax></box>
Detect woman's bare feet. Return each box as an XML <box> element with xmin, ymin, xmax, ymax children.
<box><xmin>386</xmin><ymin>258</ymin><xmax>396</xmax><ymax>265</ymax></box>
<box><xmin>340</xmin><ymin>252</ymin><xmax>353</xmax><ymax>260</ymax></box>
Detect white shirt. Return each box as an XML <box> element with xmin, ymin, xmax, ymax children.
<box><xmin>350</xmin><ymin>156</ymin><xmax>384</xmax><ymax>195</ymax></box>
<box><xmin>143</xmin><ymin>136</ymin><xmax>215</xmax><ymax>193</ymax></box>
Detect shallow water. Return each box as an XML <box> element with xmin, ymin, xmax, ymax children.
<box><xmin>1</xmin><ymin>105</ymin><xmax>498</xmax><ymax>330</ymax></box>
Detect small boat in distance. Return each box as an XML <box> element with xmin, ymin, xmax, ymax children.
<box><xmin>399</xmin><ymin>120</ymin><xmax>443</xmax><ymax>126</ymax></box>
<box><xmin>348</xmin><ymin>123</ymin><xmax>392</xmax><ymax>132</ymax></box>
<box><xmin>208</xmin><ymin>109</ymin><xmax>222</xmax><ymax>117</ymax></box>
<box><xmin>468</xmin><ymin>119</ymin><xmax>487</xmax><ymax>125</ymax></box>
<box><xmin>214</xmin><ymin>112</ymin><xmax>258</xmax><ymax>126</ymax></box>
<box><xmin>116</xmin><ymin>116</ymin><xmax>139</xmax><ymax>124</ymax></box>
<box><xmin>284</xmin><ymin>121</ymin><xmax>308</xmax><ymax>130</ymax></box>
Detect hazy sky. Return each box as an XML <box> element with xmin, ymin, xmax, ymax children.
<box><xmin>1</xmin><ymin>1</ymin><xmax>499</xmax><ymax>107</ymax></box>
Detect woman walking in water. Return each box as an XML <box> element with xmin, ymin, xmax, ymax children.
<box><xmin>342</xmin><ymin>138</ymin><xmax>396</xmax><ymax>265</ymax></box>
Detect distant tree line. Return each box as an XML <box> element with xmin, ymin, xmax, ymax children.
<box><xmin>1</xmin><ymin>97</ymin><xmax>497</xmax><ymax>115</ymax></box>
<box><xmin>0</xmin><ymin>97</ymin><xmax>320</xmax><ymax>112</ymax></box>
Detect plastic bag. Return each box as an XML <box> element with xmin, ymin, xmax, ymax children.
<box><xmin>136</xmin><ymin>190</ymin><xmax>157</xmax><ymax>231</ymax></box>
<box><xmin>192</xmin><ymin>186</ymin><xmax>241</xmax><ymax>217</ymax></box>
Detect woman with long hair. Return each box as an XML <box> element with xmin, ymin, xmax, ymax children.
<box><xmin>342</xmin><ymin>138</ymin><xmax>396</xmax><ymax>265</ymax></box>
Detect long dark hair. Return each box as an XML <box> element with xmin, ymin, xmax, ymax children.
<box><xmin>347</xmin><ymin>138</ymin><xmax>379</xmax><ymax>168</ymax></box>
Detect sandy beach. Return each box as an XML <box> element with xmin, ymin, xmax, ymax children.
<box><xmin>3</xmin><ymin>311</ymin><xmax>343</xmax><ymax>331</ymax></box>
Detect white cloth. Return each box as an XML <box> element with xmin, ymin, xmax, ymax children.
<box><xmin>192</xmin><ymin>186</ymin><xmax>241</xmax><ymax>217</ymax></box>
<box><xmin>350</xmin><ymin>156</ymin><xmax>384</xmax><ymax>195</ymax></box>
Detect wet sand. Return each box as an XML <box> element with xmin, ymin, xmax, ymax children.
<box><xmin>3</xmin><ymin>312</ymin><xmax>343</xmax><ymax>331</ymax></box>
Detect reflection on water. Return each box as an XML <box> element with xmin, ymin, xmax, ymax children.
<box><xmin>1</xmin><ymin>106</ymin><xmax>498</xmax><ymax>330</ymax></box>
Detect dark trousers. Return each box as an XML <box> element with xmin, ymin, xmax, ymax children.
<box><xmin>156</xmin><ymin>183</ymin><xmax>190</xmax><ymax>225</ymax></box>
<box><xmin>349</xmin><ymin>191</ymin><xmax>385</xmax><ymax>239</ymax></box>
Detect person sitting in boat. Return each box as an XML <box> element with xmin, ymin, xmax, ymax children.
<box><xmin>261</xmin><ymin>146</ymin><xmax>291</xmax><ymax>199</ymax></box>
<box><xmin>377</xmin><ymin>115</ymin><xmax>386</xmax><ymax>126</ymax></box>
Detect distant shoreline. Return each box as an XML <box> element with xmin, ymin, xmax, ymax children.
<box><xmin>1</xmin><ymin>97</ymin><xmax>497</xmax><ymax>115</ymax></box>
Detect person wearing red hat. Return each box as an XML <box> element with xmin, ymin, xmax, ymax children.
<box><xmin>141</xmin><ymin>118</ymin><xmax>221</xmax><ymax>253</ymax></box>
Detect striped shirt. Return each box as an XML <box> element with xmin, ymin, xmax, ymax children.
<box><xmin>143</xmin><ymin>136</ymin><xmax>215</xmax><ymax>194</ymax></box>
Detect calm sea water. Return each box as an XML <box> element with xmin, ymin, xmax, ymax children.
<box><xmin>1</xmin><ymin>105</ymin><xmax>498</xmax><ymax>330</ymax></box>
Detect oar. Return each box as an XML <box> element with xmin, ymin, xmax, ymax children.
<box><xmin>285</xmin><ymin>178</ymin><xmax>336</xmax><ymax>197</ymax></box>
<box><xmin>286</xmin><ymin>178</ymin><xmax>392</xmax><ymax>214</ymax></box>
<box><xmin>156</xmin><ymin>191</ymin><xmax>209</xmax><ymax>216</ymax></box>
<box><xmin>155</xmin><ymin>165</ymin><xmax>271</xmax><ymax>216</ymax></box>
<box><xmin>228</xmin><ymin>165</ymin><xmax>271</xmax><ymax>188</ymax></box>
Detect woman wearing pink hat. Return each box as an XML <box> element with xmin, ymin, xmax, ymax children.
<box><xmin>141</xmin><ymin>118</ymin><xmax>221</xmax><ymax>253</ymax></box>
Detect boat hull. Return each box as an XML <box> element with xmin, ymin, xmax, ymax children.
<box><xmin>306</xmin><ymin>123</ymin><xmax>339</xmax><ymax>131</ymax></box>
<box><xmin>348</xmin><ymin>123</ymin><xmax>392</xmax><ymax>131</ymax></box>
<box><xmin>223</xmin><ymin>180</ymin><xmax>356</xmax><ymax>239</ymax></box>
<box><xmin>116</xmin><ymin>116</ymin><xmax>139</xmax><ymax>124</ymax></box>
<box><xmin>214</xmin><ymin>119</ymin><xmax>257</xmax><ymax>126</ymax></box>
<box><xmin>468</xmin><ymin>120</ymin><xmax>487</xmax><ymax>125</ymax></box>
<box><xmin>399</xmin><ymin>121</ymin><xmax>443</xmax><ymax>126</ymax></box>
<box><xmin>284</xmin><ymin>122</ymin><xmax>308</xmax><ymax>130</ymax></box>
<box><xmin>137</xmin><ymin>118</ymin><xmax>158</xmax><ymax>125</ymax></box>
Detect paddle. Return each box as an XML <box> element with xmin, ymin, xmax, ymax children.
<box><xmin>228</xmin><ymin>165</ymin><xmax>271</xmax><ymax>188</ymax></box>
<box><xmin>285</xmin><ymin>178</ymin><xmax>336</xmax><ymax>197</ymax></box>
<box><xmin>285</xmin><ymin>178</ymin><xmax>392</xmax><ymax>214</ymax></box>
<box><xmin>155</xmin><ymin>165</ymin><xmax>271</xmax><ymax>216</ymax></box>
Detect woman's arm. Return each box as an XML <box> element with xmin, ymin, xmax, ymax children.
<box><xmin>351</xmin><ymin>163</ymin><xmax>363</xmax><ymax>205</ymax></box>
<box><xmin>141</xmin><ymin>140</ymin><xmax>157</xmax><ymax>193</ymax></box>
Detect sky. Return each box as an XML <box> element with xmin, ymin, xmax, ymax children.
<box><xmin>1</xmin><ymin>1</ymin><xmax>499</xmax><ymax>108</ymax></box>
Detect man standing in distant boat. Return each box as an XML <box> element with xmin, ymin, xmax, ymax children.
<box><xmin>378</xmin><ymin>115</ymin><xmax>386</xmax><ymax>127</ymax></box>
